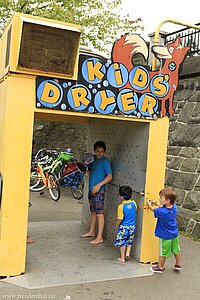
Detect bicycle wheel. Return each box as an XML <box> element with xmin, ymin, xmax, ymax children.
<box><xmin>71</xmin><ymin>181</ymin><xmax>84</xmax><ymax>200</ymax></box>
<box><xmin>48</xmin><ymin>173</ymin><xmax>61</xmax><ymax>201</ymax></box>
<box><xmin>30</xmin><ymin>172</ymin><xmax>45</xmax><ymax>192</ymax></box>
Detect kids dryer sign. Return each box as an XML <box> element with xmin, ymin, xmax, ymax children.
<box><xmin>36</xmin><ymin>34</ymin><xmax>190</xmax><ymax>119</ymax></box>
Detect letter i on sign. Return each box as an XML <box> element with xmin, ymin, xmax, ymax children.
<box><xmin>113</xmin><ymin>63</ymin><xmax>123</xmax><ymax>85</ymax></box>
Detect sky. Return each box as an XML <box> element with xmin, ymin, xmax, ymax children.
<box><xmin>121</xmin><ymin>0</ymin><xmax>200</xmax><ymax>41</ymax></box>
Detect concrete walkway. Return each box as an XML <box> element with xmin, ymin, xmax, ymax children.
<box><xmin>0</xmin><ymin>189</ymin><xmax>200</xmax><ymax>299</ymax></box>
<box><xmin>2</xmin><ymin>190</ymin><xmax>152</xmax><ymax>289</ymax></box>
<box><xmin>3</xmin><ymin>220</ymin><xmax>152</xmax><ymax>289</ymax></box>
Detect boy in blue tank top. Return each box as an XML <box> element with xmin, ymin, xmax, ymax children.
<box><xmin>147</xmin><ymin>188</ymin><xmax>181</xmax><ymax>273</ymax></box>
<box><xmin>114</xmin><ymin>185</ymin><xmax>137</xmax><ymax>263</ymax></box>
<box><xmin>81</xmin><ymin>141</ymin><xmax>112</xmax><ymax>245</ymax></box>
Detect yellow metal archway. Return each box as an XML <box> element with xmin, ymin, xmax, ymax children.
<box><xmin>0</xmin><ymin>12</ymin><xmax>175</xmax><ymax>276</ymax></box>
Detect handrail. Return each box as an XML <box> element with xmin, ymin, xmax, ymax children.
<box><xmin>152</xmin><ymin>19</ymin><xmax>200</xmax><ymax>70</ymax></box>
<box><xmin>165</xmin><ymin>22</ymin><xmax>200</xmax><ymax>37</ymax></box>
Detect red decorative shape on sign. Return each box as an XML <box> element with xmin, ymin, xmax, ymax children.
<box><xmin>112</xmin><ymin>34</ymin><xmax>190</xmax><ymax>116</ymax></box>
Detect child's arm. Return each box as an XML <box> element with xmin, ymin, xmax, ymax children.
<box><xmin>92</xmin><ymin>173</ymin><xmax>112</xmax><ymax>194</ymax></box>
<box><xmin>115</xmin><ymin>219</ymin><xmax>122</xmax><ymax>229</ymax></box>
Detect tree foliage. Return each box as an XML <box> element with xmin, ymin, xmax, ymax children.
<box><xmin>0</xmin><ymin>0</ymin><xmax>143</xmax><ymax>54</ymax></box>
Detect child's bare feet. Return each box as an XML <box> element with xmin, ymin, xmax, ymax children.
<box><xmin>89</xmin><ymin>238</ymin><xmax>103</xmax><ymax>245</ymax></box>
<box><xmin>117</xmin><ymin>257</ymin><xmax>125</xmax><ymax>263</ymax></box>
<box><xmin>81</xmin><ymin>232</ymin><xmax>95</xmax><ymax>238</ymax></box>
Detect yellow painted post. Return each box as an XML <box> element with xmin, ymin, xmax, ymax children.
<box><xmin>140</xmin><ymin>117</ymin><xmax>169</xmax><ymax>263</ymax></box>
<box><xmin>0</xmin><ymin>74</ymin><xmax>35</xmax><ymax>276</ymax></box>
<box><xmin>0</xmin><ymin>12</ymin><xmax>81</xmax><ymax>276</ymax></box>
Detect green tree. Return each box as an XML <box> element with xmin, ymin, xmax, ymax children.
<box><xmin>0</xmin><ymin>0</ymin><xmax>143</xmax><ymax>54</ymax></box>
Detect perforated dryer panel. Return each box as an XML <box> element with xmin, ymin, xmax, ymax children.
<box><xmin>82</xmin><ymin>118</ymin><xmax>149</xmax><ymax>261</ymax></box>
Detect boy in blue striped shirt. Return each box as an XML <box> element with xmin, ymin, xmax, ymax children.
<box><xmin>114</xmin><ymin>185</ymin><xmax>137</xmax><ymax>263</ymax></box>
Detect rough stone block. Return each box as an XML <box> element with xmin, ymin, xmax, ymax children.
<box><xmin>182</xmin><ymin>191</ymin><xmax>200</xmax><ymax>211</ymax></box>
<box><xmin>179</xmin><ymin>147</ymin><xmax>198</xmax><ymax>158</ymax></box>
<box><xmin>179</xmin><ymin>88</ymin><xmax>195</xmax><ymax>100</ymax></box>
<box><xmin>165</xmin><ymin>169</ymin><xmax>198</xmax><ymax>190</ymax></box>
<box><xmin>180</xmin><ymin>158</ymin><xmax>199</xmax><ymax>172</ymax></box>
<box><xmin>175</xmin><ymin>188</ymin><xmax>186</xmax><ymax>206</ymax></box>
<box><xmin>192</xmin><ymin>222</ymin><xmax>200</xmax><ymax>239</ymax></box>
<box><xmin>170</xmin><ymin>123</ymin><xmax>200</xmax><ymax>147</ymax></box>
<box><xmin>178</xmin><ymin>102</ymin><xmax>196</xmax><ymax>123</ymax></box>
<box><xmin>167</xmin><ymin>146</ymin><xmax>181</xmax><ymax>156</ymax></box>
<box><xmin>180</xmin><ymin>56</ymin><xmax>200</xmax><ymax>77</ymax></box>
<box><xmin>188</xmin><ymin>90</ymin><xmax>200</xmax><ymax>102</ymax></box>
<box><xmin>177</xmin><ymin>207</ymin><xmax>193</xmax><ymax>231</ymax></box>
<box><xmin>193</xmin><ymin>212</ymin><xmax>200</xmax><ymax>222</ymax></box>
<box><xmin>167</xmin><ymin>157</ymin><xmax>183</xmax><ymax>170</ymax></box>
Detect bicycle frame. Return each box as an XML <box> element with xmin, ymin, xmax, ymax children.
<box><xmin>33</xmin><ymin>163</ymin><xmax>50</xmax><ymax>188</ymax></box>
<box><xmin>51</xmin><ymin>160</ymin><xmax>63</xmax><ymax>178</ymax></box>
<box><xmin>30</xmin><ymin>162</ymin><xmax>61</xmax><ymax>200</ymax></box>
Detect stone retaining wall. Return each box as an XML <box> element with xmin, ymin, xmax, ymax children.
<box><xmin>165</xmin><ymin>56</ymin><xmax>200</xmax><ymax>239</ymax></box>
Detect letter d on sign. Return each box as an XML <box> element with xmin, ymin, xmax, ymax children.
<box><xmin>37</xmin><ymin>80</ymin><xmax>63</xmax><ymax>108</ymax></box>
<box><xmin>41</xmin><ymin>82</ymin><xmax>61</xmax><ymax>104</ymax></box>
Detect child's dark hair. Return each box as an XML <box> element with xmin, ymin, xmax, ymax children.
<box><xmin>93</xmin><ymin>141</ymin><xmax>106</xmax><ymax>151</ymax></box>
<box><xmin>119</xmin><ymin>185</ymin><xmax>132</xmax><ymax>200</ymax></box>
<box><xmin>159</xmin><ymin>188</ymin><xmax>177</xmax><ymax>204</ymax></box>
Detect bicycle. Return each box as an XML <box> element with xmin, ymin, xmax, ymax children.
<box><xmin>30</xmin><ymin>150</ymin><xmax>72</xmax><ymax>201</ymax></box>
<box><xmin>30</xmin><ymin>150</ymin><xmax>94</xmax><ymax>201</ymax></box>
<box><xmin>59</xmin><ymin>161</ymin><xmax>86</xmax><ymax>200</ymax></box>
<box><xmin>57</xmin><ymin>152</ymin><xmax>94</xmax><ymax>200</ymax></box>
